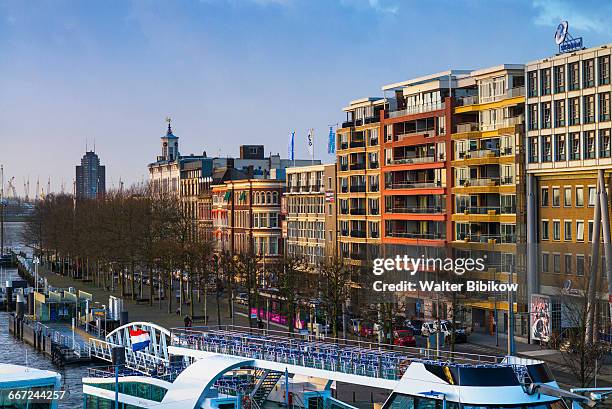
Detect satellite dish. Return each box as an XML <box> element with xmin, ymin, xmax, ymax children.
<box><xmin>555</xmin><ymin>21</ymin><xmax>569</xmax><ymax>45</ymax></box>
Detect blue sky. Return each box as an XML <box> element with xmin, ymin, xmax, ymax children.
<box><xmin>1</xmin><ymin>0</ymin><xmax>612</xmax><ymax>194</ymax></box>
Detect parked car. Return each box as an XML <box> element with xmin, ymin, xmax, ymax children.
<box><xmin>393</xmin><ymin>329</ymin><xmax>416</xmax><ymax>347</ymax></box>
<box><xmin>234</xmin><ymin>292</ymin><xmax>248</xmax><ymax>305</ymax></box>
<box><xmin>421</xmin><ymin>320</ymin><xmax>468</xmax><ymax>343</ymax></box>
<box><xmin>358</xmin><ymin>321</ymin><xmax>375</xmax><ymax>338</ymax></box>
<box><xmin>404</xmin><ymin>319</ymin><xmax>424</xmax><ymax>336</ymax></box>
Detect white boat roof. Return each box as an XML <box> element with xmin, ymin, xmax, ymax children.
<box><xmin>0</xmin><ymin>364</ymin><xmax>60</xmax><ymax>384</ymax></box>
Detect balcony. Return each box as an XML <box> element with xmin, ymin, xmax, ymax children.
<box><xmin>350</xmin><ymin>208</ymin><xmax>366</xmax><ymax>215</ymax></box>
<box><xmin>457</xmin><ymin>206</ymin><xmax>501</xmax><ymax>215</ymax></box>
<box><xmin>501</xmin><ymin>176</ymin><xmax>514</xmax><ymax>185</ymax></box>
<box><xmin>350</xmin><ymin>140</ymin><xmax>366</xmax><ymax>148</ymax></box>
<box><xmin>370</xmin><ymin>138</ymin><xmax>379</xmax><ymax>146</ymax></box>
<box><xmin>370</xmin><ymin>208</ymin><xmax>380</xmax><ymax>215</ymax></box>
<box><xmin>340</xmin><ymin>185</ymin><xmax>348</xmax><ymax>193</ymax></box>
<box><xmin>455</xmin><ymin>95</ymin><xmax>479</xmax><ymax>106</ymax></box>
<box><xmin>350</xmin><ymin>163</ymin><xmax>366</xmax><ymax>171</ymax></box>
<box><xmin>480</xmin><ymin>115</ymin><xmax>524</xmax><ymax>131</ymax></box>
<box><xmin>389</xmin><ymin>156</ymin><xmax>437</xmax><ymax>165</ymax></box>
<box><xmin>340</xmin><ymin>142</ymin><xmax>349</xmax><ymax>150</ymax></box>
<box><xmin>456</xmin><ymin>122</ymin><xmax>479</xmax><ymax>133</ymax></box>
<box><xmin>370</xmin><ymin>184</ymin><xmax>380</xmax><ymax>192</ymax></box>
<box><xmin>369</xmin><ymin>161</ymin><xmax>379</xmax><ymax>169</ymax></box>
<box><xmin>350</xmin><ymin>185</ymin><xmax>366</xmax><ymax>193</ymax></box>
<box><xmin>386</xmin><ymin>206</ymin><xmax>445</xmax><ymax>214</ymax></box>
<box><xmin>388</xmin><ymin>102</ymin><xmax>445</xmax><ymax>118</ymax></box>
<box><xmin>385</xmin><ymin>231</ymin><xmax>444</xmax><ymax>240</ymax></box>
<box><xmin>340</xmin><ymin>208</ymin><xmax>349</xmax><ymax>215</ymax></box>
<box><xmin>340</xmin><ymin>229</ymin><xmax>349</xmax><ymax>236</ymax></box>
<box><xmin>456</xmin><ymin>87</ymin><xmax>525</xmax><ymax>106</ymax></box>
<box><xmin>340</xmin><ymin>164</ymin><xmax>348</xmax><ymax>171</ymax></box>
<box><xmin>385</xmin><ymin>181</ymin><xmax>443</xmax><ymax>189</ymax></box>
<box><xmin>371</xmin><ymin>231</ymin><xmax>379</xmax><ymax>239</ymax></box>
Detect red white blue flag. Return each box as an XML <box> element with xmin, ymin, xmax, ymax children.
<box><xmin>129</xmin><ymin>328</ymin><xmax>150</xmax><ymax>352</ymax></box>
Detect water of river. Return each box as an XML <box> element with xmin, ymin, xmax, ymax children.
<box><xmin>1</xmin><ymin>221</ymin><xmax>87</xmax><ymax>408</ymax></box>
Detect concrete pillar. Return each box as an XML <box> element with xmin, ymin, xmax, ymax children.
<box><xmin>586</xmin><ymin>173</ymin><xmax>602</xmax><ymax>344</ymax></box>
<box><xmin>526</xmin><ymin>174</ymin><xmax>538</xmax><ymax>304</ymax></box>
<box><xmin>598</xmin><ymin>171</ymin><xmax>612</xmax><ymax>329</ymax></box>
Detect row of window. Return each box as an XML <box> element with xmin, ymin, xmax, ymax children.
<box><xmin>286</xmin><ymin>220</ymin><xmax>326</xmax><ymax>240</ymax></box>
<box><xmin>527</xmin><ymin>93</ymin><xmax>611</xmax><ymax>130</ymax></box>
<box><xmin>541</xmin><ymin>219</ymin><xmax>592</xmax><ymax>242</ymax></box>
<box><xmin>528</xmin><ymin>56</ymin><xmax>611</xmax><ymax>97</ymax></box>
<box><xmin>528</xmin><ymin>130</ymin><xmax>612</xmax><ymax>163</ymax></box>
<box><xmin>540</xmin><ymin>186</ymin><xmax>596</xmax><ymax>208</ymax></box>
<box><xmin>286</xmin><ymin>196</ymin><xmax>326</xmax><ymax>214</ymax></box>
<box><xmin>541</xmin><ymin>252</ymin><xmax>605</xmax><ymax>276</ymax></box>
<box><xmin>212</xmin><ymin>191</ymin><xmax>280</xmax><ymax>205</ymax></box>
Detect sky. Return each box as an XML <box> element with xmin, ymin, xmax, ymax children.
<box><xmin>1</xmin><ymin>0</ymin><xmax>612</xmax><ymax>196</ymax></box>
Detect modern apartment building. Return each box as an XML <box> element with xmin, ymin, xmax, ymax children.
<box><xmin>525</xmin><ymin>44</ymin><xmax>612</xmax><ymax>333</ymax></box>
<box><xmin>336</xmin><ymin>98</ymin><xmax>385</xmax><ymax>265</ymax></box>
<box><xmin>451</xmin><ymin>65</ymin><xmax>527</xmax><ymax>332</ymax></box>
<box><xmin>285</xmin><ymin>164</ymin><xmax>337</xmax><ymax>266</ymax></box>
<box><xmin>380</xmin><ymin>71</ymin><xmax>472</xmax><ymax>253</ymax></box>
<box><xmin>212</xmin><ymin>178</ymin><xmax>284</xmax><ymax>260</ymax></box>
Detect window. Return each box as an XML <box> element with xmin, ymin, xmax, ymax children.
<box><xmin>541</xmin><ymin>220</ymin><xmax>549</xmax><ymax>240</ymax></box>
<box><xmin>554</xmin><ymin>65</ymin><xmax>566</xmax><ymax>92</ymax></box>
<box><xmin>555</xmin><ymin>134</ymin><xmax>566</xmax><ymax>161</ymax></box>
<box><xmin>576</xmin><ymin>187</ymin><xmax>584</xmax><ymax>206</ymax></box>
<box><xmin>577</xmin><ymin>220</ymin><xmax>585</xmax><ymax>241</ymax></box>
<box><xmin>552</xmin><ymin>187</ymin><xmax>560</xmax><ymax>207</ymax></box>
<box><xmin>528</xmin><ymin>71</ymin><xmax>538</xmax><ymax>97</ymax></box>
<box><xmin>540</xmin><ymin>68</ymin><xmax>551</xmax><ymax>95</ymax></box>
<box><xmin>599</xmin><ymin>55</ymin><xmax>610</xmax><ymax>85</ymax></box>
<box><xmin>584</xmin><ymin>95</ymin><xmax>595</xmax><ymax>123</ymax></box>
<box><xmin>528</xmin><ymin>104</ymin><xmax>538</xmax><ymax>130</ymax></box>
<box><xmin>577</xmin><ymin>255</ymin><xmax>585</xmax><ymax>276</ymax></box>
<box><xmin>542</xmin><ymin>136</ymin><xmax>552</xmax><ymax>161</ymax></box>
<box><xmin>541</xmin><ymin>102</ymin><xmax>551</xmax><ymax>128</ymax></box>
<box><xmin>554</xmin><ymin>254</ymin><xmax>561</xmax><ymax>274</ymax></box>
<box><xmin>584</xmin><ymin>131</ymin><xmax>596</xmax><ymax>159</ymax></box>
<box><xmin>569</xmin><ymin>97</ymin><xmax>580</xmax><ymax>125</ymax></box>
<box><xmin>588</xmin><ymin>186</ymin><xmax>597</xmax><ymax>207</ymax></box>
<box><xmin>565</xmin><ymin>254</ymin><xmax>572</xmax><ymax>274</ymax></box>
<box><xmin>529</xmin><ymin>137</ymin><xmax>539</xmax><ymax>163</ymax></box>
<box><xmin>570</xmin><ymin>133</ymin><xmax>581</xmax><ymax>160</ymax></box>
<box><xmin>564</xmin><ymin>220</ymin><xmax>572</xmax><ymax>241</ymax></box>
<box><xmin>541</xmin><ymin>187</ymin><xmax>549</xmax><ymax>206</ymax></box>
<box><xmin>588</xmin><ymin>220</ymin><xmax>594</xmax><ymax>242</ymax></box>
<box><xmin>569</xmin><ymin>62</ymin><xmax>580</xmax><ymax>90</ymax></box>
<box><xmin>583</xmin><ymin>59</ymin><xmax>595</xmax><ymax>88</ymax></box>
<box><xmin>600</xmin><ymin>129</ymin><xmax>611</xmax><ymax>158</ymax></box>
<box><xmin>564</xmin><ymin>187</ymin><xmax>572</xmax><ymax>206</ymax></box>
<box><xmin>599</xmin><ymin>93</ymin><xmax>610</xmax><ymax>121</ymax></box>
<box><xmin>553</xmin><ymin>220</ymin><xmax>561</xmax><ymax>240</ymax></box>
<box><xmin>542</xmin><ymin>253</ymin><xmax>549</xmax><ymax>272</ymax></box>
<box><xmin>554</xmin><ymin>100</ymin><xmax>565</xmax><ymax>127</ymax></box>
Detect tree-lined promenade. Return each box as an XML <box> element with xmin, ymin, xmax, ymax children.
<box><xmin>19</xmin><ymin>188</ymin><xmax>357</xmax><ymax>338</ymax></box>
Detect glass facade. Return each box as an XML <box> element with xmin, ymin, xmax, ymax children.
<box><xmin>84</xmin><ymin>394</ymin><xmax>145</xmax><ymax>409</ymax></box>
<box><xmin>84</xmin><ymin>381</ymin><xmax>167</xmax><ymax>403</ymax></box>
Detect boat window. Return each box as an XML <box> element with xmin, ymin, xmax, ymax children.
<box><xmin>384</xmin><ymin>393</ymin><xmax>459</xmax><ymax>409</ymax></box>
<box><xmin>462</xmin><ymin>402</ymin><xmax>561</xmax><ymax>409</ymax></box>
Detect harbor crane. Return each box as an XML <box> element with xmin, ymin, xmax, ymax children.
<box><xmin>6</xmin><ymin>177</ymin><xmax>17</xmax><ymax>199</ymax></box>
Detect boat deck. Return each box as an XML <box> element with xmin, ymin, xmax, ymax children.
<box><xmin>170</xmin><ymin>326</ymin><xmax>533</xmax><ymax>381</ymax></box>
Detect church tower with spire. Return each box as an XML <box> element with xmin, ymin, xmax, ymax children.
<box><xmin>160</xmin><ymin>117</ymin><xmax>179</xmax><ymax>162</ymax></box>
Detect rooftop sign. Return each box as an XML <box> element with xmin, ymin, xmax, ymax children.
<box><xmin>555</xmin><ymin>21</ymin><xmax>583</xmax><ymax>54</ymax></box>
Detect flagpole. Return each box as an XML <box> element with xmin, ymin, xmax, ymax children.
<box><xmin>311</xmin><ymin>128</ymin><xmax>314</xmax><ymax>165</ymax></box>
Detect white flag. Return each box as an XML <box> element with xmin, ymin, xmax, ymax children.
<box><xmin>306</xmin><ymin>129</ymin><xmax>314</xmax><ymax>156</ymax></box>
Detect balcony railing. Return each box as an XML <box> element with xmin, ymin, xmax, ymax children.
<box><xmin>389</xmin><ymin>156</ymin><xmax>438</xmax><ymax>165</ymax></box>
<box><xmin>341</xmin><ymin>185</ymin><xmax>348</xmax><ymax>193</ymax></box>
<box><xmin>350</xmin><ymin>163</ymin><xmax>366</xmax><ymax>171</ymax></box>
<box><xmin>388</xmin><ymin>102</ymin><xmax>445</xmax><ymax>118</ymax></box>
<box><xmin>464</xmin><ymin>149</ymin><xmax>500</xmax><ymax>159</ymax></box>
<box><xmin>350</xmin><ymin>230</ymin><xmax>367</xmax><ymax>238</ymax></box>
<box><xmin>370</xmin><ymin>208</ymin><xmax>380</xmax><ymax>215</ymax></box>
<box><xmin>369</xmin><ymin>161</ymin><xmax>379</xmax><ymax>169</ymax></box>
<box><xmin>385</xmin><ymin>231</ymin><xmax>444</xmax><ymax>240</ymax></box>
<box><xmin>385</xmin><ymin>181</ymin><xmax>443</xmax><ymax>189</ymax></box>
<box><xmin>350</xmin><ymin>208</ymin><xmax>366</xmax><ymax>215</ymax></box>
<box><xmin>457</xmin><ymin>233</ymin><xmax>516</xmax><ymax>244</ymax></box>
<box><xmin>458</xmin><ymin>178</ymin><xmax>499</xmax><ymax>187</ymax></box>
<box><xmin>370</xmin><ymin>185</ymin><xmax>380</xmax><ymax>192</ymax></box>
<box><xmin>340</xmin><ymin>208</ymin><xmax>349</xmax><ymax>215</ymax></box>
<box><xmin>457</xmin><ymin>87</ymin><xmax>525</xmax><ymax>106</ymax></box>
<box><xmin>370</xmin><ymin>138</ymin><xmax>379</xmax><ymax>146</ymax></box>
<box><xmin>457</xmin><ymin>206</ymin><xmax>501</xmax><ymax>215</ymax></box>
<box><xmin>396</xmin><ymin>129</ymin><xmax>436</xmax><ymax>141</ymax></box>
<box><xmin>350</xmin><ymin>140</ymin><xmax>366</xmax><ymax>148</ymax></box>
<box><xmin>386</xmin><ymin>206</ymin><xmax>445</xmax><ymax>214</ymax></box>
<box><xmin>340</xmin><ymin>164</ymin><xmax>348</xmax><ymax>171</ymax></box>
<box><xmin>350</xmin><ymin>185</ymin><xmax>366</xmax><ymax>193</ymax></box>
<box><xmin>340</xmin><ymin>142</ymin><xmax>349</xmax><ymax>150</ymax></box>
<box><xmin>501</xmin><ymin>176</ymin><xmax>514</xmax><ymax>185</ymax></box>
